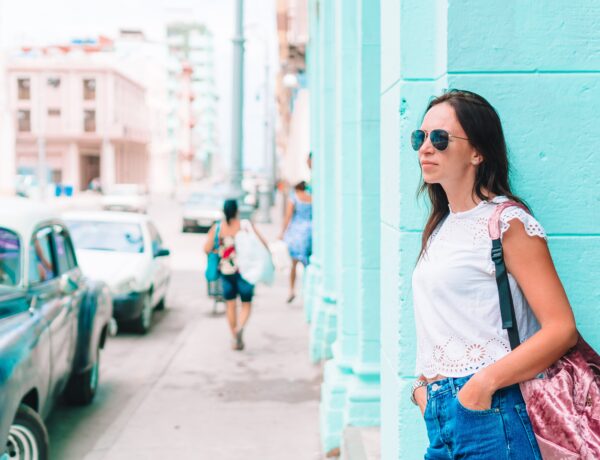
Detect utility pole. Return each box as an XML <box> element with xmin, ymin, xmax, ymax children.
<box><xmin>229</xmin><ymin>0</ymin><xmax>245</xmax><ymax>198</ymax></box>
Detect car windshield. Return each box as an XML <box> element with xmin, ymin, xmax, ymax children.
<box><xmin>186</xmin><ymin>194</ymin><xmax>221</xmax><ymax>207</ymax></box>
<box><xmin>66</xmin><ymin>220</ymin><xmax>145</xmax><ymax>253</ymax></box>
<box><xmin>107</xmin><ymin>185</ymin><xmax>143</xmax><ymax>196</ymax></box>
<box><xmin>0</xmin><ymin>228</ymin><xmax>21</xmax><ymax>286</ymax></box>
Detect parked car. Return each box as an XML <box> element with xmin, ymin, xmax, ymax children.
<box><xmin>63</xmin><ymin>211</ymin><xmax>171</xmax><ymax>334</ymax></box>
<box><xmin>181</xmin><ymin>192</ymin><xmax>224</xmax><ymax>233</ymax></box>
<box><xmin>101</xmin><ymin>183</ymin><xmax>148</xmax><ymax>213</ymax></box>
<box><xmin>181</xmin><ymin>186</ymin><xmax>255</xmax><ymax>233</ymax></box>
<box><xmin>0</xmin><ymin>198</ymin><xmax>113</xmax><ymax>460</ymax></box>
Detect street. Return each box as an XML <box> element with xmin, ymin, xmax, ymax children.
<box><xmin>45</xmin><ymin>195</ymin><xmax>322</xmax><ymax>460</ymax></box>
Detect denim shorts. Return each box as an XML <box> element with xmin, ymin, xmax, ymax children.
<box><xmin>221</xmin><ymin>272</ymin><xmax>254</xmax><ymax>302</ymax></box>
<box><xmin>424</xmin><ymin>375</ymin><xmax>542</xmax><ymax>460</ymax></box>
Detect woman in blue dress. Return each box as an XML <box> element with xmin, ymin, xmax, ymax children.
<box><xmin>280</xmin><ymin>181</ymin><xmax>312</xmax><ymax>303</ymax></box>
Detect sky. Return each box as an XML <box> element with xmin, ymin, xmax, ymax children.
<box><xmin>0</xmin><ymin>0</ymin><xmax>280</xmax><ymax>173</ymax></box>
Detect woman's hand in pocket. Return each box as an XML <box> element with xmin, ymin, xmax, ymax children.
<box><xmin>414</xmin><ymin>386</ymin><xmax>428</xmax><ymax>415</ymax></box>
<box><xmin>457</xmin><ymin>374</ymin><xmax>495</xmax><ymax>411</ymax></box>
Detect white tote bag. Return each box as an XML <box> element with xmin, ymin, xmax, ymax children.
<box><xmin>268</xmin><ymin>240</ymin><xmax>292</xmax><ymax>272</ymax></box>
<box><xmin>235</xmin><ymin>220</ymin><xmax>275</xmax><ymax>286</ymax></box>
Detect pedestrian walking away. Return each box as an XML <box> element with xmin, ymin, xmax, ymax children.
<box><xmin>280</xmin><ymin>181</ymin><xmax>312</xmax><ymax>303</ymax></box>
<box><xmin>204</xmin><ymin>199</ymin><xmax>269</xmax><ymax>351</ymax></box>
<box><xmin>409</xmin><ymin>90</ymin><xmax>582</xmax><ymax>459</ymax></box>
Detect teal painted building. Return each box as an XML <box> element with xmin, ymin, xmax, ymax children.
<box><xmin>304</xmin><ymin>1</ymin><xmax>600</xmax><ymax>458</ymax></box>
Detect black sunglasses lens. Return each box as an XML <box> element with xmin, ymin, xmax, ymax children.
<box><xmin>411</xmin><ymin>130</ymin><xmax>425</xmax><ymax>151</ymax></box>
<box><xmin>430</xmin><ymin>130</ymin><xmax>449</xmax><ymax>150</ymax></box>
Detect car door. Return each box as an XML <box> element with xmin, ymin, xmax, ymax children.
<box><xmin>28</xmin><ymin>225</ymin><xmax>72</xmax><ymax>402</ymax></box>
<box><xmin>53</xmin><ymin>224</ymin><xmax>84</xmax><ymax>368</ymax></box>
<box><xmin>147</xmin><ymin>222</ymin><xmax>170</xmax><ymax>305</ymax></box>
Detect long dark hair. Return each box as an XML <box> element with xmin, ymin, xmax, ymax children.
<box><xmin>418</xmin><ymin>89</ymin><xmax>527</xmax><ymax>258</ymax></box>
<box><xmin>223</xmin><ymin>199</ymin><xmax>238</xmax><ymax>224</ymax></box>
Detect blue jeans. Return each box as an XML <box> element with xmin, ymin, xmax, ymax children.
<box><xmin>221</xmin><ymin>272</ymin><xmax>254</xmax><ymax>302</ymax></box>
<box><xmin>424</xmin><ymin>375</ymin><xmax>542</xmax><ymax>459</ymax></box>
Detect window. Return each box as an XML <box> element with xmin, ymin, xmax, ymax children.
<box><xmin>29</xmin><ymin>227</ymin><xmax>57</xmax><ymax>284</ymax></box>
<box><xmin>84</xmin><ymin>110</ymin><xmax>96</xmax><ymax>132</ymax></box>
<box><xmin>17</xmin><ymin>110</ymin><xmax>31</xmax><ymax>132</ymax></box>
<box><xmin>50</xmin><ymin>169</ymin><xmax>62</xmax><ymax>184</ymax></box>
<box><xmin>83</xmin><ymin>78</ymin><xmax>96</xmax><ymax>100</ymax></box>
<box><xmin>0</xmin><ymin>228</ymin><xmax>21</xmax><ymax>286</ymax></box>
<box><xmin>18</xmin><ymin>78</ymin><xmax>30</xmax><ymax>100</ymax></box>
<box><xmin>48</xmin><ymin>108</ymin><xmax>61</xmax><ymax>117</ymax></box>
<box><xmin>66</xmin><ymin>221</ymin><xmax>145</xmax><ymax>254</ymax></box>
<box><xmin>53</xmin><ymin>226</ymin><xmax>77</xmax><ymax>275</ymax></box>
<box><xmin>47</xmin><ymin>77</ymin><xmax>61</xmax><ymax>88</ymax></box>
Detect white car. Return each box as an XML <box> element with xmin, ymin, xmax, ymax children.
<box><xmin>63</xmin><ymin>211</ymin><xmax>170</xmax><ymax>334</ymax></box>
<box><xmin>101</xmin><ymin>184</ymin><xmax>149</xmax><ymax>213</ymax></box>
<box><xmin>181</xmin><ymin>192</ymin><xmax>224</xmax><ymax>233</ymax></box>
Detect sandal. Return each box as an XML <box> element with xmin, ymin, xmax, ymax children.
<box><xmin>235</xmin><ymin>328</ymin><xmax>245</xmax><ymax>351</ymax></box>
<box><xmin>286</xmin><ymin>294</ymin><xmax>296</xmax><ymax>304</ymax></box>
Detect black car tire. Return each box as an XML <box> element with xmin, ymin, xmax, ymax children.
<box><xmin>65</xmin><ymin>343</ymin><xmax>100</xmax><ymax>406</ymax></box>
<box><xmin>155</xmin><ymin>296</ymin><xmax>166</xmax><ymax>311</ymax></box>
<box><xmin>6</xmin><ymin>404</ymin><xmax>49</xmax><ymax>460</ymax></box>
<box><xmin>132</xmin><ymin>292</ymin><xmax>152</xmax><ymax>334</ymax></box>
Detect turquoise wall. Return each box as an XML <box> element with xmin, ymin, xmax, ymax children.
<box><xmin>379</xmin><ymin>1</ymin><xmax>600</xmax><ymax>458</ymax></box>
<box><xmin>308</xmin><ymin>0</ymin><xmax>600</xmax><ymax>458</ymax></box>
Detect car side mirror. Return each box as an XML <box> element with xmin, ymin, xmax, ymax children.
<box><xmin>155</xmin><ymin>248</ymin><xmax>170</xmax><ymax>258</ymax></box>
<box><xmin>60</xmin><ymin>273</ymin><xmax>79</xmax><ymax>294</ymax></box>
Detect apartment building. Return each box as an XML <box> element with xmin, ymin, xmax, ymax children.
<box><xmin>7</xmin><ymin>49</ymin><xmax>149</xmax><ymax>193</ymax></box>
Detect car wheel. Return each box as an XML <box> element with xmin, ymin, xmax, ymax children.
<box><xmin>6</xmin><ymin>404</ymin><xmax>49</xmax><ymax>460</ymax></box>
<box><xmin>155</xmin><ymin>296</ymin><xmax>166</xmax><ymax>311</ymax></box>
<box><xmin>66</xmin><ymin>344</ymin><xmax>100</xmax><ymax>405</ymax></box>
<box><xmin>133</xmin><ymin>292</ymin><xmax>152</xmax><ymax>334</ymax></box>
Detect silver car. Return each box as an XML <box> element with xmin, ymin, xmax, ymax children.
<box><xmin>181</xmin><ymin>193</ymin><xmax>224</xmax><ymax>233</ymax></box>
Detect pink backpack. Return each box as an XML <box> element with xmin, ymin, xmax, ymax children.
<box><xmin>488</xmin><ymin>202</ymin><xmax>600</xmax><ymax>459</ymax></box>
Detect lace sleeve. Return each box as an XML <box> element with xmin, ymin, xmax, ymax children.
<box><xmin>500</xmin><ymin>207</ymin><xmax>547</xmax><ymax>240</ymax></box>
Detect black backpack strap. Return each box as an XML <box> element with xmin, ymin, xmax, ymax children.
<box><xmin>487</xmin><ymin>201</ymin><xmax>531</xmax><ymax>350</ymax></box>
<box><xmin>491</xmin><ymin>238</ymin><xmax>521</xmax><ymax>350</ymax></box>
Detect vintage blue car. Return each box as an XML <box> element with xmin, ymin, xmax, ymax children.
<box><xmin>0</xmin><ymin>198</ymin><xmax>113</xmax><ymax>460</ymax></box>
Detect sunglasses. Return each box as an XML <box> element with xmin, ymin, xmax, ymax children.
<box><xmin>411</xmin><ymin>129</ymin><xmax>469</xmax><ymax>151</ymax></box>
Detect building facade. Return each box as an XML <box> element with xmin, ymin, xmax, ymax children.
<box><xmin>166</xmin><ymin>23</ymin><xmax>219</xmax><ymax>182</ymax></box>
<box><xmin>305</xmin><ymin>0</ymin><xmax>600</xmax><ymax>458</ymax></box>
<box><xmin>112</xmin><ymin>30</ymin><xmax>172</xmax><ymax>195</ymax></box>
<box><xmin>275</xmin><ymin>0</ymin><xmax>311</xmax><ymax>187</ymax></box>
<box><xmin>7</xmin><ymin>47</ymin><xmax>149</xmax><ymax>195</ymax></box>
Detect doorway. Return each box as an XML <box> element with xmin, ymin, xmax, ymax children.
<box><xmin>80</xmin><ymin>153</ymin><xmax>100</xmax><ymax>191</ymax></box>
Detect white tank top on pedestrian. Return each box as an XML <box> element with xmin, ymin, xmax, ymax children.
<box><xmin>412</xmin><ymin>196</ymin><xmax>545</xmax><ymax>378</ymax></box>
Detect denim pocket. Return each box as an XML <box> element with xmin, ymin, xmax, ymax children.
<box><xmin>456</xmin><ymin>394</ymin><xmax>497</xmax><ymax>416</ymax></box>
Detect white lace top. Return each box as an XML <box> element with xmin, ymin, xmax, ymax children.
<box><xmin>412</xmin><ymin>196</ymin><xmax>545</xmax><ymax>378</ymax></box>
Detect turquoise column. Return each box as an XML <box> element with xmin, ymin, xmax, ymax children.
<box><xmin>319</xmin><ymin>0</ymin><xmax>360</xmax><ymax>453</ymax></box>
<box><xmin>303</xmin><ymin>0</ymin><xmax>322</xmax><ymax>325</ymax></box>
<box><xmin>309</xmin><ymin>0</ymin><xmax>338</xmax><ymax>363</ymax></box>
<box><xmin>380</xmin><ymin>0</ymin><xmax>447</xmax><ymax>458</ymax></box>
<box><xmin>345</xmin><ymin>0</ymin><xmax>381</xmax><ymax>427</ymax></box>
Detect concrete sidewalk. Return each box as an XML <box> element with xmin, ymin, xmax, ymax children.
<box><xmin>83</xmin><ymin>199</ymin><xmax>323</xmax><ymax>460</ymax></box>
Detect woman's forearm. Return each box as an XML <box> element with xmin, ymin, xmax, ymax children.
<box><xmin>477</xmin><ymin>323</ymin><xmax>578</xmax><ymax>393</ymax></box>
